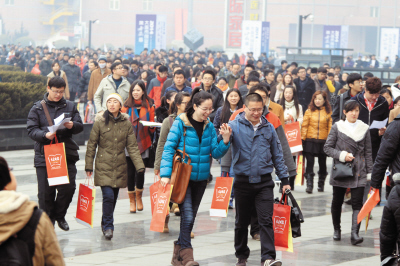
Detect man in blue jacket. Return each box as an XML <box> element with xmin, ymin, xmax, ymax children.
<box><xmin>229</xmin><ymin>93</ymin><xmax>290</xmax><ymax>266</ymax></box>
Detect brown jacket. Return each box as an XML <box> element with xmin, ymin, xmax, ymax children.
<box><xmin>268</xmin><ymin>100</ymin><xmax>285</xmax><ymax>130</ymax></box>
<box><xmin>301</xmin><ymin>106</ymin><xmax>332</xmax><ymax>140</ymax></box>
<box><xmin>0</xmin><ymin>191</ymin><xmax>65</xmax><ymax>266</ymax></box>
<box><xmin>87</xmin><ymin>68</ymin><xmax>111</xmax><ymax>101</ymax></box>
<box><xmin>47</xmin><ymin>70</ymin><xmax>70</xmax><ymax>99</ymax></box>
<box><xmin>389</xmin><ymin>108</ymin><xmax>400</xmax><ymax>123</ymax></box>
<box><xmin>85</xmin><ymin>112</ymin><xmax>145</xmax><ymax>188</ymax></box>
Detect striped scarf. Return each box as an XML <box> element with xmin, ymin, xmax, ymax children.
<box><xmin>127</xmin><ymin>100</ymin><xmax>152</xmax><ymax>154</ymax></box>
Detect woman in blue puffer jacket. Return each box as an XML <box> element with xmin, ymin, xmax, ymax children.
<box><xmin>160</xmin><ymin>87</ymin><xmax>232</xmax><ymax>266</ymax></box>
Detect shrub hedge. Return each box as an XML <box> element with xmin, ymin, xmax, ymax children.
<box><xmin>0</xmin><ymin>65</ymin><xmax>23</xmax><ymax>72</ymax></box>
<box><xmin>0</xmin><ymin>82</ymin><xmax>47</xmax><ymax>120</ymax></box>
<box><xmin>0</xmin><ymin>71</ymin><xmax>47</xmax><ymax>85</ymax></box>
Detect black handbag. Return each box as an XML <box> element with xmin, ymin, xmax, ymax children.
<box><xmin>331</xmin><ymin>160</ymin><xmax>354</xmax><ymax>181</ymax></box>
<box><xmin>276</xmin><ymin>189</ymin><xmax>304</xmax><ymax>238</ymax></box>
<box><xmin>144</xmin><ymin>133</ymin><xmax>156</xmax><ymax>168</ymax></box>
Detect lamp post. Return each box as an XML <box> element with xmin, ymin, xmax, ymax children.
<box><xmin>88</xmin><ymin>19</ymin><xmax>99</xmax><ymax>50</ymax></box>
<box><xmin>298</xmin><ymin>14</ymin><xmax>313</xmax><ymax>54</ymax></box>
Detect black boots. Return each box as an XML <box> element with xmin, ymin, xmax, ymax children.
<box><xmin>289</xmin><ymin>175</ymin><xmax>295</xmax><ymax>191</ymax></box>
<box><xmin>305</xmin><ymin>173</ymin><xmax>315</xmax><ymax>194</ymax></box>
<box><xmin>331</xmin><ymin>208</ymin><xmax>341</xmax><ymax>241</ymax></box>
<box><xmin>351</xmin><ymin>210</ymin><xmax>364</xmax><ymax>245</ymax></box>
<box><xmin>318</xmin><ymin>172</ymin><xmax>328</xmax><ymax>192</ymax></box>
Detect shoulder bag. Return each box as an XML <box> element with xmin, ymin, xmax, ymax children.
<box><xmin>332</xmin><ymin>160</ymin><xmax>354</xmax><ymax>180</ymax></box>
<box><xmin>170</xmin><ymin>127</ymin><xmax>192</xmax><ymax>204</ymax></box>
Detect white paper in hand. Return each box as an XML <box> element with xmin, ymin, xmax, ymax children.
<box><xmin>369</xmin><ymin>118</ymin><xmax>388</xmax><ymax>129</ymax></box>
<box><xmin>48</xmin><ymin>113</ymin><xmax>72</xmax><ymax>133</ymax></box>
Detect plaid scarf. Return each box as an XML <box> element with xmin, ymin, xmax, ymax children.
<box><xmin>127</xmin><ymin>100</ymin><xmax>152</xmax><ymax>154</ymax></box>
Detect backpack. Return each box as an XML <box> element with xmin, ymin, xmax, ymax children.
<box><xmin>0</xmin><ymin>207</ymin><xmax>43</xmax><ymax>266</ymax></box>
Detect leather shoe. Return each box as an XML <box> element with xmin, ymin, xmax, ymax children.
<box><xmin>104</xmin><ymin>229</ymin><xmax>113</xmax><ymax>240</ymax></box>
<box><xmin>252</xmin><ymin>233</ymin><xmax>260</xmax><ymax>241</ymax></box>
<box><xmin>57</xmin><ymin>218</ymin><xmax>69</xmax><ymax>231</ymax></box>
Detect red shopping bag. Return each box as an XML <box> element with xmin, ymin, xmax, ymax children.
<box><xmin>44</xmin><ymin>136</ymin><xmax>69</xmax><ymax>186</ymax></box>
<box><xmin>357</xmin><ymin>188</ymin><xmax>380</xmax><ymax>224</ymax></box>
<box><xmin>75</xmin><ymin>176</ymin><xmax>96</xmax><ymax>228</ymax></box>
<box><xmin>295</xmin><ymin>153</ymin><xmax>305</xmax><ymax>186</ymax></box>
<box><xmin>284</xmin><ymin>121</ymin><xmax>302</xmax><ymax>154</ymax></box>
<box><xmin>31</xmin><ymin>64</ymin><xmax>41</xmax><ymax>75</ymax></box>
<box><xmin>149</xmin><ymin>175</ymin><xmax>170</xmax><ymax>216</ymax></box>
<box><xmin>150</xmin><ymin>183</ymin><xmax>173</xmax><ymax>232</ymax></box>
<box><xmin>273</xmin><ymin>194</ymin><xmax>294</xmax><ymax>252</ymax></box>
<box><xmin>210</xmin><ymin>176</ymin><xmax>234</xmax><ymax>217</ymax></box>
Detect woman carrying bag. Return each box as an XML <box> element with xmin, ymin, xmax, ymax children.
<box><xmin>85</xmin><ymin>93</ymin><xmax>144</xmax><ymax>240</ymax></box>
<box><xmin>324</xmin><ymin>100</ymin><xmax>373</xmax><ymax>245</ymax></box>
<box><xmin>159</xmin><ymin>88</ymin><xmax>232</xmax><ymax>266</ymax></box>
<box><xmin>301</xmin><ymin>90</ymin><xmax>332</xmax><ymax>194</ymax></box>
<box><xmin>154</xmin><ymin>92</ymin><xmax>191</xmax><ymax>233</ymax></box>
<box><xmin>121</xmin><ymin>80</ymin><xmax>155</xmax><ymax>213</ymax></box>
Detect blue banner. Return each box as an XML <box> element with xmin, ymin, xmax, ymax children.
<box><xmin>261</xmin><ymin>21</ymin><xmax>270</xmax><ymax>57</ymax></box>
<box><xmin>135</xmin><ymin>14</ymin><xmax>157</xmax><ymax>55</ymax></box>
<box><xmin>322</xmin><ymin>25</ymin><xmax>341</xmax><ymax>55</ymax></box>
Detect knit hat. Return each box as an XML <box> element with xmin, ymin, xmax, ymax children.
<box><xmin>98</xmin><ymin>55</ymin><xmax>107</xmax><ymax>62</ymax></box>
<box><xmin>106</xmin><ymin>93</ymin><xmax>123</xmax><ymax>107</ymax></box>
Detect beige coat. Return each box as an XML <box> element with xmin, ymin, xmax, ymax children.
<box><xmin>87</xmin><ymin>68</ymin><xmax>111</xmax><ymax>101</ymax></box>
<box><xmin>47</xmin><ymin>70</ymin><xmax>70</xmax><ymax>99</ymax></box>
<box><xmin>0</xmin><ymin>191</ymin><xmax>65</xmax><ymax>266</ymax></box>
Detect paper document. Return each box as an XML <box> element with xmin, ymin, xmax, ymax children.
<box><xmin>369</xmin><ymin>118</ymin><xmax>388</xmax><ymax>129</ymax></box>
<box><xmin>48</xmin><ymin>113</ymin><xmax>72</xmax><ymax>133</ymax></box>
<box><xmin>139</xmin><ymin>121</ymin><xmax>162</xmax><ymax>127</ymax></box>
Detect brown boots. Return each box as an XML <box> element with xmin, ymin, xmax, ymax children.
<box><xmin>171</xmin><ymin>242</ymin><xmax>199</xmax><ymax>266</ymax></box>
<box><xmin>163</xmin><ymin>214</ymin><xmax>170</xmax><ymax>233</ymax></box>
<box><xmin>128</xmin><ymin>191</ymin><xmax>136</xmax><ymax>213</ymax></box>
<box><xmin>136</xmin><ymin>187</ymin><xmax>144</xmax><ymax>211</ymax></box>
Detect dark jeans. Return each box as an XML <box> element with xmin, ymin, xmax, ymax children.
<box><xmin>305</xmin><ymin>152</ymin><xmax>327</xmax><ymax>175</ymax></box>
<box><xmin>69</xmin><ymin>91</ymin><xmax>76</xmax><ymax>102</ymax></box>
<box><xmin>36</xmin><ymin>163</ymin><xmax>77</xmax><ymax>220</ymax></box>
<box><xmin>101</xmin><ymin>186</ymin><xmax>120</xmax><ymax>231</ymax></box>
<box><xmin>234</xmin><ymin>180</ymin><xmax>276</xmax><ymax>261</ymax></box>
<box><xmin>126</xmin><ymin>157</ymin><xmax>145</xmax><ymax>190</ymax></box>
<box><xmin>177</xmin><ymin>180</ymin><xmax>207</xmax><ymax>249</ymax></box>
<box><xmin>332</xmin><ymin>186</ymin><xmax>364</xmax><ymax>212</ymax></box>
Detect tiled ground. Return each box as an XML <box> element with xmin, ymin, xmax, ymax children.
<box><xmin>1</xmin><ymin>146</ymin><xmax>384</xmax><ymax>265</ymax></box>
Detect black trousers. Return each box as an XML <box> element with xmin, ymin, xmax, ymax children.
<box><xmin>305</xmin><ymin>152</ymin><xmax>327</xmax><ymax>175</ymax></box>
<box><xmin>36</xmin><ymin>163</ymin><xmax>77</xmax><ymax>220</ymax></box>
<box><xmin>234</xmin><ymin>180</ymin><xmax>276</xmax><ymax>261</ymax></box>
<box><xmin>332</xmin><ymin>186</ymin><xmax>364</xmax><ymax>212</ymax></box>
<box><xmin>126</xmin><ymin>157</ymin><xmax>145</xmax><ymax>191</ymax></box>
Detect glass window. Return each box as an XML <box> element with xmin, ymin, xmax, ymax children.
<box><xmin>5</xmin><ymin>0</ymin><xmax>14</xmax><ymax>5</ymax></box>
<box><xmin>143</xmin><ymin>0</ymin><xmax>153</xmax><ymax>11</ymax></box>
<box><xmin>110</xmin><ymin>0</ymin><xmax>120</xmax><ymax>10</ymax></box>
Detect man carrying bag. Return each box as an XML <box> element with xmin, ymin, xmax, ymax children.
<box><xmin>229</xmin><ymin>93</ymin><xmax>290</xmax><ymax>266</ymax></box>
<box><xmin>27</xmin><ymin>76</ymin><xmax>83</xmax><ymax>231</ymax></box>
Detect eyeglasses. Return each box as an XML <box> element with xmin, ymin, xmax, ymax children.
<box><xmin>181</xmin><ymin>101</ymin><xmax>189</xmax><ymax>105</ymax></box>
<box><xmin>50</xmin><ymin>88</ymin><xmax>65</xmax><ymax>95</ymax></box>
<box><xmin>115</xmin><ymin>67</ymin><xmax>124</xmax><ymax>70</ymax></box>
<box><xmin>247</xmin><ymin>107</ymin><xmax>263</xmax><ymax>113</ymax></box>
<box><xmin>198</xmin><ymin>107</ymin><xmax>214</xmax><ymax>113</ymax></box>
<box><xmin>202</xmin><ymin>78</ymin><xmax>214</xmax><ymax>81</ymax></box>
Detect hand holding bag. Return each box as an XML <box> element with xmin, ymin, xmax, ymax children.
<box><xmin>170</xmin><ymin>127</ymin><xmax>193</xmax><ymax>204</ymax></box>
<box><xmin>273</xmin><ymin>193</ymin><xmax>293</xmax><ymax>252</ymax></box>
<box><xmin>331</xmin><ymin>160</ymin><xmax>354</xmax><ymax>181</ymax></box>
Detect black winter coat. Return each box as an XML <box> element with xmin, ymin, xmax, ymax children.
<box><xmin>352</xmin><ymin>92</ymin><xmax>389</xmax><ymax>161</ymax></box>
<box><xmin>200</xmin><ymin>83</ymin><xmax>224</xmax><ymax>122</ymax></box>
<box><xmin>27</xmin><ymin>93</ymin><xmax>84</xmax><ymax>167</ymax></box>
<box><xmin>379</xmin><ymin>179</ymin><xmax>400</xmax><ymax>261</ymax></box>
<box><xmin>331</xmin><ymin>89</ymin><xmax>354</xmax><ymax>124</ymax></box>
<box><xmin>371</xmin><ymin>115</ymin><xmax>400</xmax><ymax>188</ymax></box>
<box><xmin>79</xmin><ymin>70</ymin><xmax>92</xmax><ymax>94</ymax></box>
<box><xmin>294</xmin><ymin>77</ymin><xmax>315</xmax><ymax>114</ymax></box>
<box><xmin>39</xmin><ymin>59</ymin><xmax>53</xmax><ymax>77</ymax></box>
<box><xmin>62</xmin><ymin>64</ymin><xmax>81</xmax><ymax>90</ymax></box>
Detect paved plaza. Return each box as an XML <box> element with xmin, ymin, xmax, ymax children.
<box><xmin>1</xmin><ymin>146</ymin><xmax>384</xmax><ymax>266</ymax></box>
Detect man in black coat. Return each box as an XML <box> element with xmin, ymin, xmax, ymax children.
<box><xmin>39</xmin><ymin>53</ymin><xmax>53</xmax><ymax>76</ymax></box>
<box><xmin>62</xmin><ymin>55</ymin><xmax>82</xmax><ymax>101</ymax></box>
<box><xmin>293</xmin><ymin>66</ymin><xmax>315</xmax><ymax>114</ymax></box>
<box><xmin>27</xmin><ymin>76</ymin><xmax>83</xmax><ymax>231</ymax></box>
<box><xmin>331</xmin><ymin>73</ymin><xmax>363</xmax><ymax>123</ymax></box>
<box><xmin>376</xmin><ymin>173</ymin><xmax>400</xmax><ymax>263</ymax></box>
<box><xmin>200</xmin><ymin>69</ymin><xmax>224</xmax><ymax>122</ymax></box>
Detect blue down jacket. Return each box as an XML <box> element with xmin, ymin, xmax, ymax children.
<box><xmin>228</xmin><ymin>112</ymin><xmax>289</xmax><ymax>184</ymax></box>
<box><xmin>160</xmin><ymin>113</ymin><xmax>230</xmax><ymax>181</ymax></box>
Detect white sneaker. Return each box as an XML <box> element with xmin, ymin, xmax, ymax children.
<box><xmin>263</xmin><ymin>259</ymin><xmax>282</xmax><ymax>266</ymax></box>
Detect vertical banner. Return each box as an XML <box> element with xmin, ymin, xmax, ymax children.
<box><xmin>380</xmin><ymin>28</ymin><xmax>400</xmax><ymax>61</ymax></box>
<box><xmin>322</xmin><ymin>25</ymin><xmax>341</xmax><ymax>55</ymax></box>
<box><xmin>340</xmin><ymin>25</ymin><xmax>349</xmax><ymax>56</ymax></box>
<box><xmin>261</xmin><ymin>21</ymin><xmax>270</xmax><ymax>57</ymax></box>
<box><xmin>226</xmin><ymin>0</ymin><xmax>244</xmax><ymax>49</ymax></box>
<box><xmin>155</xmin><ymin>15</ymin><xmax>166</xmax><ymax>51</ymax></box>
<box><xmin>135</xmin><ymin>14</ymin><xmax>157</xmax><ymax>55</ymax></box>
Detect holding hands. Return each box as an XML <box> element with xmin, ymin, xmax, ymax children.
<box><xmin>219</xmin><ymin>123</ymin><xmax>232</xmax><ymax>144</ymax></box>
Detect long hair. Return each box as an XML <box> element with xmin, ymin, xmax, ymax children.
<box><xmin>282</xmin><ymin>73</ymin><xmax>294</xmax><ymax>86</ymax></box>
<box><xmin>308</xmin><ymin>90</ymin><xmax>332</xmax><ymax>113</ymax></box>
<box><xmin>160</xmin><ymin>90</ymin><xmax>177</xmax><ymax>110</ymax></box>
<box><xmin>169</xmin><ymin>92</ymin><xmax>191</xmax><ymax>115</ymax></box>
<box><xmin>124</xmin><ymin>80</ymin><xmax>153</xmax><ymax>109</ymax></box>
<box><xmin>220</xmin><ymin>89</ymin><xmax>243</xmax><ymax>124</ymax></box>
<box><xmin>280</xmin><ymin>85</ymin><xmax>300</xmax><ymax>118</ymax></box>
<box><xmin>185</xmin><ymin>87</ymin><xmax>213</xmax><ymax>118</ymax></box>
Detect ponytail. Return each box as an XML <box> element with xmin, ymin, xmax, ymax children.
<box><xmin>169</xmin><ymin>92</ymin><xmax>191</xmax><ymax>115</ymax></box>
<box><xmin>185</xmin><ymin>87</ymin><xmax>214</xmax><ymax>118</ymax></box>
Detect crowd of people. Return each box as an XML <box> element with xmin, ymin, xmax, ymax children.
<box><xmin>2</xmin><ymin>44</ymin><xmax>400</xmax><ymax>266</ymax></box>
